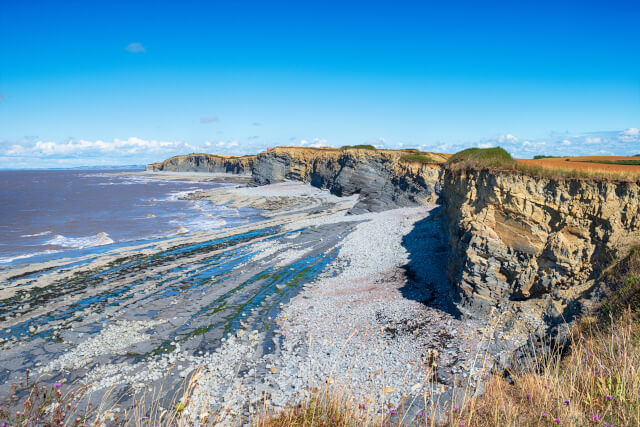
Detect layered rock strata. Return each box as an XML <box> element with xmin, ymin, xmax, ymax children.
<box><xmin>441</xmin><ymin>168</ymin><xmax>640</xmax><ymax>331</ymax></box>
<box><xmin>146</xmin><ymin>153</ymin><xmax>255</xmax><ymax>174</ymax></box>
<box><xmin>251</xmin><ymin>147</ymin><xmax>446</xmax><ymax>213</ymax></box>
<box><xmin>148</xmin><ymin>148</ymin><xmax>640</xmax><ymax>336</ymax></box>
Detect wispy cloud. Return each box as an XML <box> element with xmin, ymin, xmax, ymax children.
<box><xmin>252</xmin><ymin>122</ymin><xmax>261</xmax><ymax>126</ymax></box>
<box><xmin>296</xmin><ymin>138</ymin><xmax>328</xmax><ymax>148</ymax></box>
<box><xmin>124</xmin><ymin>42</ymin><xmax>146</xmax><ymax>53</ymax></box>
<box><xmin>200</xmin><ymin>115</ymin><xmax>219</xmax><ymax>124</ymax></box>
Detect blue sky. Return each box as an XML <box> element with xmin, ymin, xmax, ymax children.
<box><xmin>0</xmin><ymin>0</ymin><xmax>638</xmax><ymax>168</ymax></box>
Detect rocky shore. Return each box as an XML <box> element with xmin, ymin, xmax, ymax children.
<box><xmin>2</xmin><ymin>146</ymin><xmax>639</xmax><ymax>425</ymax></box>
<box><xmin>2</xmin><ymin>180</ymin><xmax>486</xmax><ymax>424</ymax></box>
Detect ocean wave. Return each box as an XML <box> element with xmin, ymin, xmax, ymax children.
<box><xmin>21</xmin><ymin>231</ymin><xmax>52</xmax><ymax>238</ymax></box>
<box><xmin>46</xmin><ymin>232</ymin><xmax>115</xmax><ymax>249</ymax></box>
<box><xmin>0</xmin><ymin>250</ymin><xmax>60</xmax><ymax>264</ymax></box>
<box><xmin>175</xmin><ymin>226</ymin><xmax>190</xmax><ymax>234</ymax></box>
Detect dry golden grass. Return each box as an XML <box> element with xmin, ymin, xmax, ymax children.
<box><xmin>255</xmin><ymin>310</ymin><xmax>640</xmax><ymax>427</ymax></box>
<box><xmin>517</xmin><ymin>156</ymin><xmax>640</xmax><ymax>178</ymax></box>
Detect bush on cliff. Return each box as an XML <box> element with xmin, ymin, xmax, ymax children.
<box><xmin>447</xmin><ymin>147</ymin><xmax>516</xmax><ymax>169</ymax></box>
<box><xmin>340</xmin><ymin>144</ymin><xmax>377</xmax><ymax>150</ymax></box>
<box><xmin>399</xmin><ymin>153</ymin><xmax>435</xmax><ymax>164</ymax></box>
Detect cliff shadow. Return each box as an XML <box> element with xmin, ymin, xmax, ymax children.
<box><xmin>400</xmin><ymin>206</ymin><xmax>462</xmax><ymax>318</ymax></box>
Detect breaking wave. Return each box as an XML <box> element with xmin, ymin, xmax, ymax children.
<box><xmin>46</xmin><ymin>232</ymin><xmax>115</xmax><ymax>249</ymax></box>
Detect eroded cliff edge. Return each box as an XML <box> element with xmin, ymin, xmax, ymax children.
<box><xmin>442</xmin><ymin>168</ymin><xmax>640</xmax><ymax>334</ymax></box>
<box><xmin>146</xmin><ymin>153</ymin><xmax>255</xmax><ymax>174</ymax></box>
<box><xmin>251</xmin><ymin>147</ymin><xmax>447</xmax><ymax>213</ymax></box>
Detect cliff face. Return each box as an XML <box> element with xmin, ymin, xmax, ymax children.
<box><xmin>251</xmin><ymin>147</ymin><xmax>446</xmax><ymax>213</ymax></box>
<box><xmin>442</xmin><ymin>168</ymin><xmax>640</xmax><ymax>329</ymax></box>
<box><xmin>146</xmin><ymin>154</ymin><xmax>255</xmax><ymax>174</ymax></box>
<box><xmin>147</xmin><ymin>147</ymin><xmax>640</xmax><ymax>338</ymax></box>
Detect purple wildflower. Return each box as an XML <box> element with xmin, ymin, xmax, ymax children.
<box><xmin>563</xmin><ymin>400</ymin><xmax>570</xmax><ymax>405</ymax></box>
<box><xmin>453</xmin><ymin>407</ymin><xmax>459</xmax><ymax>412</ymax></box>
<box><xmin>389</xmin><ymin>409</ymin><xmax>397</xmax><ymax>415</ymax></box>
<box><xmin>541</xmin><ymin>412</ymin><xmax>548</xmax><ymax>417</ymax></box>
<box><xmin>606</xmin><ymin>395</ymin><xmax>613</xmax><ymax>400</ymax></box>
<box><xmin>554</xmin><ymin>418</ymin><xmax>561</xmax><ymax>423</ymax></box>
<box><xmin>591</xmin><ymin>414</ymin><xmax>600</xmax><ymax>421</ymax></box>
<box><xmin>526</xmin><ymin>393</ymin><xmax>532</xmax><ymax>398</ymax></box>
<box><xmin>54</xmin><ymin>383</ymin><xmax>61</xmax><ymax>388</ymax></box>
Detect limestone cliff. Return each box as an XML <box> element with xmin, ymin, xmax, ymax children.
<box><xmin>148</xmin><ymin>147</ymin><xmax>640</xmax><ymax>339</ymax></box>
<box><xmin>146</xmin><ymin>153</ymin><xmax>255</xmax><ymax>174</ymax></box>
<box><xmin>441</xmin><ymin>168</ymin><xmax>640</xmax><ymax>333</ymax></box>
<box><xmin>251</xmin><ymin>147</ymin><xmax>447</xmax><ymax>213</ymax></box>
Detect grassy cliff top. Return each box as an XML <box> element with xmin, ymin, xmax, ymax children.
<box><xmin>266</xmin><ymin>146</ymin><xmax>450</xmax><ymax>163</ymax></box>
<box><xmin>446</xmin><ymin>147</ymin><xmax>640</xmax><ymax>181</ymax></box>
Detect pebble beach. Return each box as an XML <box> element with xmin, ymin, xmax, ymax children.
<box><xmin>0</xmin><ymin>177</ymin><xmax>491</xmax><ymax>425</ymax></box>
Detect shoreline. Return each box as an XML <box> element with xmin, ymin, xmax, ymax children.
<box><xmin>0</xmin><ymin>176</ymin><xmax>488</xmax><ymax>423</ymax></box>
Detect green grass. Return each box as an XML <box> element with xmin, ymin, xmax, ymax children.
<box><xmin>447</xmin><ymin>147</ymin><xmax>516</xmax><ymax>169</ymax></box>
<box><xmin>533</xmin><ymin>155</ymin><xmax>562</xmax><ymax>159</ymax></box>
<box><xmin>577</xmin><ymin>159</ymin><xmax>640</xmax><ymax>166</ymax></box>
<box><xmin>340</xmin><ymin>144</ymin><xmax>377</xmax><ymax>150</ymax></box>
<box><xmin>399</xmin><ymin>153</ymin><xmax>435</xmax><ymax>163</ymax></box>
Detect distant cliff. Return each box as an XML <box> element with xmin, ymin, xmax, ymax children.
<box><xmin>146</xmin><ymin>153</ymin><xmax>255</xmax><ymax>174</ymax></box>
<box><xmin>251</xmin><ymin>146</ymin><xmax>447</xmax><ymax>213</ymax></box>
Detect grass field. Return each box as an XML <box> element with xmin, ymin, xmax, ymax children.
<box><xmin>517</xmin><ymin>156</ymin><xmax>640</xmax><ymax>177</ymax></box>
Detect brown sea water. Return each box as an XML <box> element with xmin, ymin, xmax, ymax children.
<box><xmin>0</xmin><ymin>169</ymin><xmax>259</xmax><ymax>264</ymax></box>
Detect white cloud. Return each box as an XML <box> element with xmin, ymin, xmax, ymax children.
<box><xmin>3</xmin><ymin>137</ymin><xmax>195</xmax><ymax>159</ymax></box>
<box><xmin>125</xmin><ymin>42</ymin><xmax>145</xmax><ymax>53</ymax></box>
<box><xmin>620</xmin><ymin>127</ymin><xmax>639</xmax><ymax>142</ymax></box>
<box><xmin>309</xmin><ymin>138</ymin><xmax>328</xmax><ymax>148</ymax></box>
<box><xmin>200</xmin><ymin>115</ymin><xmax>219</xmax><ymax>124</ymax></box>
<box><xmin>496</xmin><ymin>134</ymin><xmax>518</xmax><ymax>143</ymax></box>
<box><xmin>477</xmin><ymin>142</ymin><xmax>495</xmax><ymax>149</ymax></box>
<box><xmin>215</xmin><ymin>140</ymin><xmax>239</xmax><ymax>149</ymax></box>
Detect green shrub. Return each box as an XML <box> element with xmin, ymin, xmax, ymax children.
<box><xmin>579</xmin><ymin>159</ymin><xmax>640</xmax><ymax>166</ymax></box>
<box><xmin>533</xmin><ymin>155</ymin><xmax>560</xmax><ymax>159</ymax></box>
<box><xmin>340</xmin><ymin>144</ymin><xmax>376</xmax><ymax>150</ymax></box>
<box><xmin>447</xmin><ymin>147</ymin><xmax>516</xmax><ymax>169</ymax></box>
<box><xmin>399</xmin><ymin>153</ymin><xmax>435</xmax><ymax>163</ymax></box>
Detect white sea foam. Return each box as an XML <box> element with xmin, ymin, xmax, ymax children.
<box><xmin>20</xmin><ymin>231</ymin><xmax>52</xmax><ymax>238</ymax></box>
<box><xmin>46</xmin><ymin>232</ymin><xmax>115</xmax><ymax>249</ymax></box>
<box><xmin>175</xmin><ymin>226</ymin><xmax>190</xmax><ymax>234</ymax></box>
<box><xmin>0</xmin><ymin>250</ymin><xmax>60</xmax><ymax>264</ymax></box>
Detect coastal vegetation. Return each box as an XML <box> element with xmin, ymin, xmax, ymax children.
<box><xmin>443</xmin><ymin>147</ymin><xmax>640</xmax><ymax>180</ymax></box>
<box><xmin>577</xmin><ymin>159</ymin><xmax>640</xmax><ymax>166</ymax></box>
<box><xmin>533</xmin><ymin>155</ymin><xmax>562</xmax><ymax>159</ymax></box>
<box><xmin>446</xmin><ymin>147</ymin><xmax>516</xmax><ymax>169</ymax></box>
<box><xmin>399</xmin><ymin>153</ymin><xmax>436</xmax><ymax>164</ymax></box>
<box><xmin>340</xmin><ymin>145</ymin><xmax>377</xmax><ymax>150</ymax></box>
